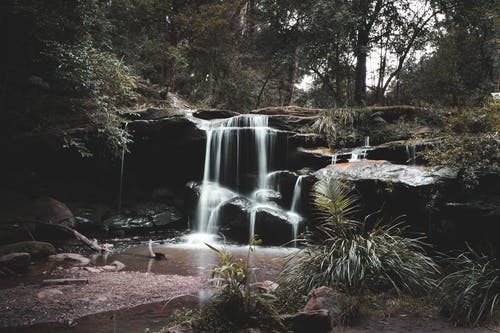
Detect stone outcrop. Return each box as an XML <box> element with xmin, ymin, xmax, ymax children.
<box><xmin>314</xmin><ymin>161</ymin><xmax>459</xmax><ymax>237</ymax></box>
<box><xmin>216</xmin><ymin>197</ymin><xmax>296</xmax><ymax>245</ymax></box>
<box><xmin>192</xmin><ymin>109</ymin><xmax>240</xmax><ymax>120</ymax></box>
<box><xmin>0</xmin><ymin>241</ymin><xmax>55</xmax><ymax>259</ymax></box>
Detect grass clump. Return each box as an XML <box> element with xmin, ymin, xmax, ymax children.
<box><xmin>280</xmin><ymin>178</ymin><xmax>439</xmax><ymax>297</ymax></box>
<box><xmin>438</xmin><ymin>248</ymin><xmax>500</xmax><ymax>327</ymax></box>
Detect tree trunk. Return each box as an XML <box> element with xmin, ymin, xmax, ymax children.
<box><xmin>354</xmin><ymin>29</ymin><xmax>369</xmax><ymax>105</ymax></box>
<box><xmin>284</xmin><ymin>46</ymin><xmax>299</xmax><ymax>106</ymax></box>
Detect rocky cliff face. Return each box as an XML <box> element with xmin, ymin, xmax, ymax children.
<box><xmin>1</xmin><ymin>104</ymin><xmax>497</xmax><ymax>251</ymax></box>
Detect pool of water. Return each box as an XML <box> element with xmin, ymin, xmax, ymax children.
<box><xmin>0</xmin><ymin>233</ymin><xmax>296</xmax><ymax>333</ymax></box>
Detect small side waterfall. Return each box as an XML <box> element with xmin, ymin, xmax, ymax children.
<box><xmin>406</xmin><ymin>142</ymin><xmax>418</xmax><ymax>165</ymax></box>
<box><xmin>118</xmin><ymin>122</ymin><xmax>129</xmax><ymax>211</ymax></box>
<box><xmin>364</xmin><ymin>136</ymin><xmax>370</xmax><ymax>147</ymax></box>
<box><xmin>331</xmin><ymin>154</ymin><xmax>338</xmax><ymax>165</ymax></box>
<box><xmin>249</xmin><ymin>209</ymin><xmax>257</xmax><ymax>242</ymax></box>
<box><xmin>289</xmin><ymin>175</ymin><xmax>305</xmax><ymax>244</ymax></box>
<box><xmin>290</xmin><ymin>175</ymin><xmax>305</xmax><ymax>213</ymax></box>
<box><xmin>348</xmin><ymin>136</ymin><xmax>370</xmax><ymax>162</ymax></box>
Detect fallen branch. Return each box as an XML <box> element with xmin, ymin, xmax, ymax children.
<box><xmin>5</xmin><ymin>219</ymin><xmax>111</xmax><ymax>252</ymax></box>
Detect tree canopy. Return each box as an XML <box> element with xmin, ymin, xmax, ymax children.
<box><xmin>0</xmin><ymin>0</ymin><xmax>498</xmax><ymax>153</ymax></box>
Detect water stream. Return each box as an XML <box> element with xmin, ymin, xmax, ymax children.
<box><xmin>117</xmin><ymin>122</ymin><xmax>129</xmax><ymax>211</ymax></box>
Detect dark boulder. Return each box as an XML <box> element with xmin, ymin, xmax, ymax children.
<box><xmin>0</xmin><ymin>241</ymin><xmax>55</xmax><ymax>259</ymax></box>
<box><xmin>218</xmin><ymin>196</ymin><xmax>253</xmax><ymax>240</ymax></box>
<box><xmin>27</xmin><ymin>197</ymin><xmax>75</xmax><ymax>226</ymax></box>
<box><xmin>0</xmin><ymin>252</ymin><xmax>31</xmax><ymax>272</ymax></box>
<box><xmin>254</xmin><ymin>206</ymin><xmax>294</xmax><ymax>245</ymax></box>
<box><xmin>290</xmin><ymin>310</ymin><xmax>331</xmax><ymax>333</ymax></box>
<box><xmin>101</xmin><ymin>202</ymin><xmax>183</xmax><ymax>234</ymax></box>
<box><xmin>304</xmin><ymin>286</ymin><xmax>342</xmax><ymax>317</ymax></box>
<box><xmin>267</xmin><ymin>171</ymin><xmax>298</xmax><ymax>207</ymax></box>
<box><xmin>218</xmin><ymin>197</ymin><xmax>295</xmax><ymax>245</ymax></box>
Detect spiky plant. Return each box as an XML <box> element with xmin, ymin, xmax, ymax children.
<box><xmin>439</xmin><ymin>248</ymin><xmax>500</xmax><ymax>326</ymax></box>
<box><xmin>279</xmin><ymin>178</ymin><xmax>439</xmax><ymax>296</ymax></box>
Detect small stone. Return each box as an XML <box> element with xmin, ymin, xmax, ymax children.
<box><xmin>84</xmin><ymin>267</ymin><xmax>102</xmax><ymax>273</ymax></box>
<box><xmin>101</xmin><ymin>265</ymin><xmax>116</xmax><ymax>272</ymax></box>
<box><xmin>37</xmin><ymin>288</ymin><xmax>63</xmax><ymax>299</ymax></box>
<box><xmin>110</xmin><ymin>260</ymin><xmax>126</xmax><ymax>271</ymax></box>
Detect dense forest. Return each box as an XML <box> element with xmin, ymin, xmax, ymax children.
<box><xmin>0</xmin><ymin>0</ymin><xmax>498</xmax><ymax>154</ymax></box>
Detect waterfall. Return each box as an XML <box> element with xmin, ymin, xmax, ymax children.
<box><xmin>289</xmin><ymin>175</ymin><xmax>305</xmax><ymax>245</ymax></box>
<box><xmin>118</xmin><ymin>122</ymin><xmax>128</xmax><ymax>211</ymax></box>
<box><xmin>349</xmin><ymin>136</ymin><xmax>370</xmax><ymax>162</ymax></box>
<box><xmin>195</xmin><ymin>115</ymin><xmax>277</xmax><ymax>234</ymax></box>
<box><xmin>249</xmin><ymin>209</ymin><xmax>257</xmax><ymax>242</ymax></box>
<box><xmin>406</xmin><ymin>143</ymin><xmax>417</xmax><ymax>165</ymax></box>
<box><xmin>290</xmin><ymin>175</ymin><xmax>305</xmax><ymax>213</ymax></box>
<box><xmin>331</xmin><ymin>154</ymin><xmax>338</xmax><ymax>165</ymax></box>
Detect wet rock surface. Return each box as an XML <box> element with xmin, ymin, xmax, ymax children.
<box><xmin>72</xmin><ymin>202</ymin><xmax>184</xmax><ymax>234</ymax></box>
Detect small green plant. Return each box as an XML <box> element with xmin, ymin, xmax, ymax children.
<box><xmin>196</xmin><ymin>241</ymin><xmax>285</xmax><ymax>332</ymax></box>
<box><xmin>438</xmin><ymin>248</ymin><xmax>500</xmax><ymax>327</ymax></box>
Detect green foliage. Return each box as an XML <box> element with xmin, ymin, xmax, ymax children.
<box><xmin>280</xmin><ymin>178</ymin><xmax>439</xmax><ymax>297</ymax></box>
<box><xmin>438</xmin><ymin>249</ymin><xmax>500</xmax><ymax>327</ymax></box>
<box><xmin>1</xmin><ymin>0</ymin><xmax>137</xmax><ymax>156</ymax></box>
<box><xmin>424</xmin><ymin>104</ymin><xmax>500</xmax><ymax>187</ymax></box>
<box><xmin>197</xmin><ymin>243</ymin><xmax>285</xmax><ymax>332</ymax></box>
<box><xmin>311</xmin><ymin>106</ymin><xmax>429</xmax><ymax>149</ymax></box>
<box><xmin>392</xmin><ymin>0</ymin><xmax>498</xmax><ymax>106</ymax></box>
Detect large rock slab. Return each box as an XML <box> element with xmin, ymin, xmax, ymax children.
<box><xmin>315</xmin><ymin>161</ymin><xmax>456</xmax><ymax>187</ymax></box>
<box><xmin>192</xmin><ymin>109</ymin><xmax>240</xmax><ymax>120</ymax></box>
<box><xmin>315</xmin><ymin>161</ymin><xmax>458</xmax><ymax>232</ymax></box>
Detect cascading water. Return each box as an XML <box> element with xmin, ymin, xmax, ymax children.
<box><xmin>195</xmin><ymin>115</ymin><xmax>278</xmax><ymax>237</ymax></box>
<box><xmin>290</xmin><ymin>176</ymin><xmax>305</xmax><ymax>213</ymax></box>
<box><xmin>348</xmin><ymin>136</ymin><xmax>370</xmax><ymax>162</ymax></box>
<box><xmin>289</xmin><ymin>175</ymin><xmax>305</xmax><ymax>245</ymax></box>
<box><xmin>118</xmin><ymin>122</ymin><xmax>129</xmax><ymax>211</ymax></box>
<box><xmin>331</xmin><ymin>154</ymin><xmax>338</xmax><ymax>165</ymax></box>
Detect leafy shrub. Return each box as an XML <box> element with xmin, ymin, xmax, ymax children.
<box><xmin>280</xmin><ymin>178</ymin><xmax>439</xmax><ymax>296</ymax></box>
<box><xmin>311</xmin><ymin>106</ymin><xmax>430</xmax><ymax>149</ymax></box>
<box><xmin>438</xmin><ymin>249</ymin><xmax>500</xmax><ymax>326</ymax></box>
<box><xmin>424</xmin><ymin>104</ymin><xmax>500</xmax><ymax>188</ymax></box>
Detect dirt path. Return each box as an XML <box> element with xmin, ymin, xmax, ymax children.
<box><xmin>0</xmin><ymin>268</ymin><xmax>205</xmax><ymax>328</ymax></box>
<box><xmin>341</xmin><ymin>313</ymin><xmax>498</xmax><ymax>333</ymax></box>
